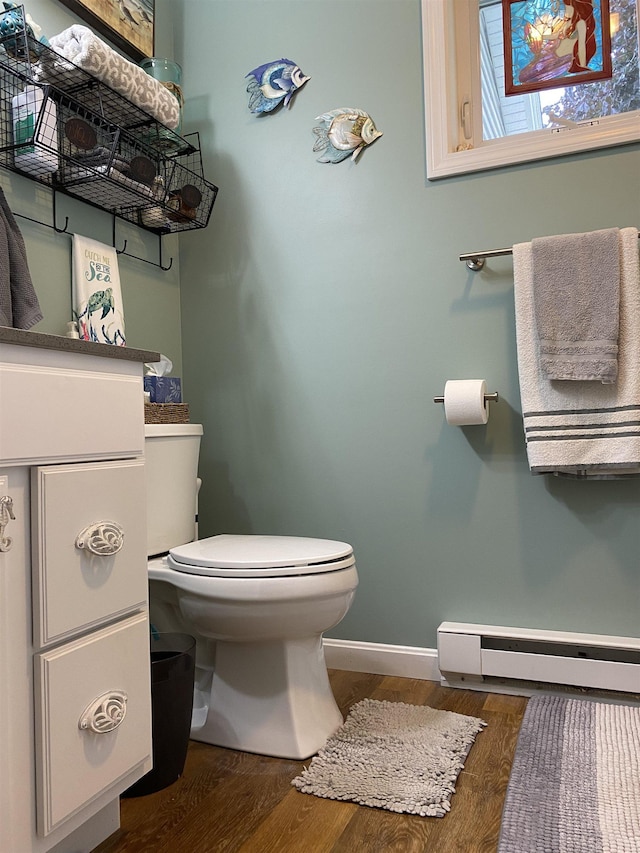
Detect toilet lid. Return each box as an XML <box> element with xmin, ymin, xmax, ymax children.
<box><xmin>168</xmin><ymin>534</ymin><xmax>355</xmax><ymax>577</ymax></box>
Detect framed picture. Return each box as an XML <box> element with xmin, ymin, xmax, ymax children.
<box><xmin>58</xmin><ymin>0</ymin><xmax>154</xmax><ymax>61</ymax></box>
<box><xmin>503</xmin><ymin>0</ymin><xmax>612</xmax><ymax>96</ymax></box>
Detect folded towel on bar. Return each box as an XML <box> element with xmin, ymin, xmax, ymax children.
<box><xmin>46</xmin><ymin>25</ymin><xmax>180</xmax><ymax>130</ymax></box>
<box><xmin>513</xmin><ymin>227</ymin><xmax>640</xmax><ymax>478</ymax></box>
<box><xmin>0</xmin><ymin>186</ymin><xmax>42</xmax><ymax>330</ymax></box>
<box><xmin>532</xmin><ymin>228</ymin><xmax>620</xmax><ymax>383</ymax></box>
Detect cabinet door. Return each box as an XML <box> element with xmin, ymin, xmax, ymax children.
<box><xmin>34</xmin><ymin>612</ymin><xmax>152</xmax><ymax>836</ymax></box>
<box><xmin>32</xmin><ymin>459</ymin><xmax>148</xmax><ymax>647</ymax></box>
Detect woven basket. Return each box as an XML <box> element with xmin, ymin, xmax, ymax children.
<box><xmin>144</xmin><ymin>403</ymin><xmax>190</xmax><ymax>424</ymax></box>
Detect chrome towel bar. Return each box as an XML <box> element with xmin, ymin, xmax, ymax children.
<box><xmin>459</xmin><ymin>248</ymin><xmax>513</xmax><ymax>271</ymax></box>
<box><xmin>460</xmin><ymin>232</ymin><xmax>640</xmax><ymax>271</ymax></box>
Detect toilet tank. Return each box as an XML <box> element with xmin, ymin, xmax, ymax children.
<box><xmin>144</xmin><ymin>423</ymin><xmax>203</xmax><ymax>557</ymax></box>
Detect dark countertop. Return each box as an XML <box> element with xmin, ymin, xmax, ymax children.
<box><xmin>0</xmin><ymin>326</ymin><xmax>161</xmax><ymax>363</ymax></box>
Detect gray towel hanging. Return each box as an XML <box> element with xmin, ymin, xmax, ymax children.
<box><xmin>0</xmin><ymin>185</ymin><xmax>42</xmax><ymax>329</ymax></box>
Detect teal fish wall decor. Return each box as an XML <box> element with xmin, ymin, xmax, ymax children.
<box><xmin>246</xmin><ymin>58</ymin><xmax>310</xmax><ymax>114</ymax></box>
<box><xmin>312</xmin><ymin>108</ymin><xmax>383</xmax><ymax>164</ymax></box>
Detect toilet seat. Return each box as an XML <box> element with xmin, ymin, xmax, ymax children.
<box><xmin>168</xmin><ymin>534</ymin><xmax>355</xmax><ymax>578</ymax></box>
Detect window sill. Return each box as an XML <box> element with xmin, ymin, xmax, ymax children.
<box><xmin>427</xmin><ymin>111</ymin><xmax>640</xmax><ymax>179</ymax></box>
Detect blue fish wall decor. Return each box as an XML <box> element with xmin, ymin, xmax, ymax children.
<box><xmin>312</xmin><ymin>108</ymin><xmax>383</xmax><ymax>164</ymax></box>
<box><xmin>246</xmin><ymin>58</ymin><xmax>310</xmax><ymax>114</ymax></box>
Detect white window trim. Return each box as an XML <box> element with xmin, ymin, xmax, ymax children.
<box><xmin>422</xmin><ymin>0</ymin><xmax>640</xmax><ymax>180</ymax></box>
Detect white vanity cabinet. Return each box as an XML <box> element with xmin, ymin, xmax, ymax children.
<box><xmin>0</xmin><ymin>331</ymin><xmax>159</xmax><ymax>853</ymax></box>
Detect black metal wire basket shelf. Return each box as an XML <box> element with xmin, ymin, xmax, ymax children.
<box><xmin>0</xmin><ymin>8</ymin><xmax>218</xmax><ymax>235</ymax></box>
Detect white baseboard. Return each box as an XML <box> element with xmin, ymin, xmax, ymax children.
<box><xmin>323</xmin><ymin>638</ymin><xmax>640</xmax><ymax>704</ymax></box>
<box><xmin>323</xmin><ymin>638</ymin><xmax>440</xmax><ymax>681</ymax></box>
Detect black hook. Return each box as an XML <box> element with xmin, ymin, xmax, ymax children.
<box><xmin>14</xmin><ymin>188</ymin><xmax>69</xmax><ymax>233</ymax></box>
<box><xmin>52</xmin><ymin>190</ymin><xmax>69</xmax><ymax>233</ymax></box>
<box><xmin>112</xmin><ymin>216</ymin><xmax>173</xmax><ymax>271</ymax></box>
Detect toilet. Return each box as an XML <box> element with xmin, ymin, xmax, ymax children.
<box><xmin>144</xmin><ymin>423</ymin><xmax>359</xmax><ymax>760</ymax></box>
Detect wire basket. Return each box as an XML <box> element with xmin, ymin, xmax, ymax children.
<box><xmin>0</xmin><ymin>7</ymin><xmax>218</xmax><ymax>235</ymax></box>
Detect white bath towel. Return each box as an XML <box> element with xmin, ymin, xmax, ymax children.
<box><xmin>72</xmin><ymin>235</ymin><xmax>125</xmax><ymax>346</ymax></box>
<box><xmin>532</xmin><ymin>228</ymin><xmax>620</xmax><ymax>383</ymax></box>
<box><xmin>513</xmin><ymin>227</ymin><xmax>640</xmax><ymax>478</ymax></box>
<box><xmin>46</xmin><ymin>26</ymin><xmax>180</xmax><ymax>130</ymax></box>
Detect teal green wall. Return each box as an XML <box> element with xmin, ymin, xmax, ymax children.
<box><xmin>170</xmin><ymin>0</ymin><xmax>640</xmax><ymax>647</ymax></box>
<box><xmin>9</xmin><ymin>2</ymin><xmax>638</xmax><ymax>649</ymax></box>
<box><xmin>4</xmin><ymin>0</ymin><xmax>184</xmax><ymax>375</ymax></box>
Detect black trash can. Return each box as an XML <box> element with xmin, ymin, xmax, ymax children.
<box><xmin>123</xmin><ymin>632</ymin><xmax>196</xmax><ymax>797</ymax></box>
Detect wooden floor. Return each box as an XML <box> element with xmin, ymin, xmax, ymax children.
<box><xmin>94</xmin><ymin>670</ymin><xmax>528</xmax><ymax>853</ymax></box>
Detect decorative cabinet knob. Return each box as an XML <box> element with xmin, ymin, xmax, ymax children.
<box><xmin>0</xmin><ymin>495</ymin><xmax>15</xmax><ymax>552</ymax></box>
<box><xmin>75</xmin><ymin>521</ymin><xmax>125</xmax><ymax>556</ymax></box>
<box><xmin>79</xmin><ymin>691</ymin><xmax>128</xmax><ymax>733</ymax></box>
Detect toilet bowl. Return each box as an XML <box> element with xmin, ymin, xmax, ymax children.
<box><xmin>145</xmin><ymin>425</ymin><xmax>359</xmax><ymax>760</ymax></box>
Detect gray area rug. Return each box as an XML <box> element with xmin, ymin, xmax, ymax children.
<box><xmin>291</xmin><ymin>698</ymin><xmax>486</xmax><ymax>817</ymax></box>
<box><xmin>498</xmin><ymin>694</ymin><xmax>640</xmax><ymax>853</ymax></box>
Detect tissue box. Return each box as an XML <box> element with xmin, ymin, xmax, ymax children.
<box><xmin>144</xmin><ymin>375</ymin><xmax>182</xmax><ymax>403</ymax></box>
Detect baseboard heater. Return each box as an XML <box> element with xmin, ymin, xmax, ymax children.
<box><xmin>437</xmin><ymin>622</ymin><xmax>640</xmax><ymax>695</ymax></box>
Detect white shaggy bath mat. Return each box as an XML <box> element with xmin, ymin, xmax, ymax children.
<box><xmin>291</xmin><ymin>698</ymin><xmax>486</xmax><ymax>817</ymax></box>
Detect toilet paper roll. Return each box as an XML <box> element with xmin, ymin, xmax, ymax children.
<box><xmin>443</xmin><ymin>379</ymin><xmax>489</xmax><ymax>426</ymax></box>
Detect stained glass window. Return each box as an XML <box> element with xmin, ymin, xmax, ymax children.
<box><xmin>504</xmin><ymin>0</ymin><xmax>612</xmax><ymax>95</ymax></box>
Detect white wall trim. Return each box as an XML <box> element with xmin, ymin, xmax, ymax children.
<box><xmin>324</xmin><ymin>633</ymin><xmax>640</xmax><ymax>703</ymax></box>
<box><xmin>323</xmin><ymin>638</ymin><xmax>440</xmax><ymax>682</ymax></box>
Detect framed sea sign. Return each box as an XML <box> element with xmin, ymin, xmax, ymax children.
<box><xmin>58</xmin><ymin>0</ymin><xmax>154</xmax><ymax>61</ymax></box>
<box><xmin>502</xmin><ymin>0</ymin><xmax>613</xmax><ymax>96</ymax></box>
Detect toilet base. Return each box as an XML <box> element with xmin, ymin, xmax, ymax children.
<box><xmin>190</xmin><ymin>635</ymin><xmax>343</xmax><ymax>759</ymax></box>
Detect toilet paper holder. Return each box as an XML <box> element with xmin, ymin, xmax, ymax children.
<box><xmin>433</xmin><ymin>391</ymin><xmax>499</xmax><ymax>404</ymax></box>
